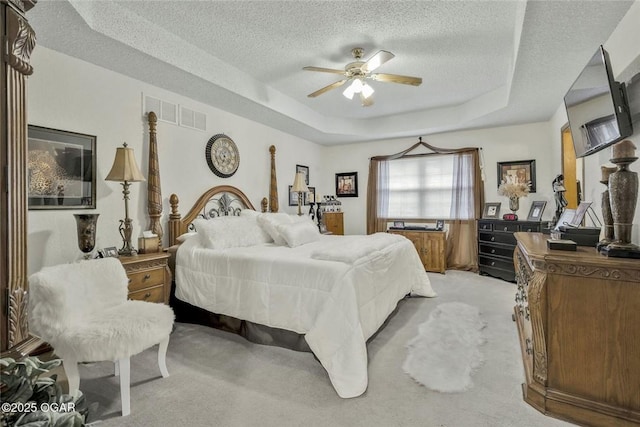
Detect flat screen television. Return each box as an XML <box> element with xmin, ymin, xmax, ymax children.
<box><xmin>564</xmin><ymin>46</ymin><xmax>632</xmax><ymax>158</ymax></box>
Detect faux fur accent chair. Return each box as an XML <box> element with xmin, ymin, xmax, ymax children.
<box><xmin>28</xmin><ymin>257</ymin><xmax>175</xmax><ymax>416</ymax></box>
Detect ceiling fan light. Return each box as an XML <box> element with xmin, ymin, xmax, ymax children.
<box><xmin>351</xmin><ymin>78</ymin><xmax>364</xmax><ymax>93</ymax></box>
<box><xmin>361</xmin><ymin>83</ymin><xmax>374</xmax><ymax>99</ymax></box>
<box><xmin>343</xmin><ymin>84</ymin><xmax>356</xmax><ymax>99</ymax></box>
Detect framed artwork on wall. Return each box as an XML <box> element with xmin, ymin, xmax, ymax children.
<box><xmin>288</xmin><ymin>185</ymin><xmax>301</xmax><ymax>206</ymax></box>
<box><xmin>305</xmin><ymin>186</ymin><xmax>316</xmax><ymax>205</ymax></box>
<box><xmin>497</xmin><ymin>159</ymin><xmax>536</xmax><ymax>192</ymax></box>
<box><xmin>336</xmin><ymin>172</ymin><xmax>358</xmax><ymax>197</ymax></box>
<box><xmin>27</xmin><ymin>125</ymin><xmax>97</xmax><ymax>209</ymax></box>
<box><xmin>296</xmin><ymin>164</ymin><xmax>309</xmax><ymax>185</ymax></box>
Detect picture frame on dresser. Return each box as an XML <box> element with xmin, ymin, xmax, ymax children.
<box><xmin>526</xmin><ymin>201</ymin><xmax>546</xmax><ymax>221</ymax></box>
<box><xmin>482</xmin><ymin>202</ymin><xmax>501</xmax><ymax>219</ymax></box>
<box><xmin>27</xmin><ymin>125</ymin><xmax>97</xmax><ymax>210</ymax></box>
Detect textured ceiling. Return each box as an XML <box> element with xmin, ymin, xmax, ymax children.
<box><xmin>27</xmin><ymin>0</ymin><xmax>634</xmax><ymax>145</ymax></box>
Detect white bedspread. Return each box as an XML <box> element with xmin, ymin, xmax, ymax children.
<box><xmin>175</xmin><ymin>233</ymin><xmax>436</xmax><ymax>398</ymax></box>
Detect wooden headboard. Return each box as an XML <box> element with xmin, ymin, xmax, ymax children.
<box><xmin>168</xmin><ymin>185</ymin><xmax>268</xmax><ymax>246</ymax></box>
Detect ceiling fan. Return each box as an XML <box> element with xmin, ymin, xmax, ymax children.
<box><xmin>303</xmin><ymin>47</ymin><xmax>422</xmax><ymax>107</ymax></box>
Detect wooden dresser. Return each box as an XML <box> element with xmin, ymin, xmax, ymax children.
<box><xmin>323</xmin><ymin>212</ymin><xmax>344</xmax><ymax>235</ymax></box>
<box><xmin>387</xmin><ymin>229</ymin><xmax>446</xmax><ymax>273</ymax></box>
<box><xmin>478</xmin><ymin>219</ymin><xmax>541</xmax><ymax>282</ymax></box>
<box><xmin>119</xmin><ymin>252</ymin><xmax>171</xmax><ymax>304</ymax></box>
<box><xmin>513</xmin><ymin>232</ymin><xmax>640</xmax><ymax>426</ymax></box>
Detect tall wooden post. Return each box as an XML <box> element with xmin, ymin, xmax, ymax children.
<box><xmin>269</xmin><ymin>145</ymin><xmax>278</xmax><ymax>212</ymax></box>
<box><xmin>147</xmin><ymin>111</ymin><xmax>163</xmax><ymax>247</ymax></box>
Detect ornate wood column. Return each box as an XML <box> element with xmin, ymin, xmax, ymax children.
<box><xmin>269</xmin><ymin>145</ymin><xmax>278</xmax><ymax>212</ymax></box>
<box><xmin>1</xmin><ymin>0</ymin><xmax>37</xmax><ymax>353</ymax></box>
<box><xmin>147</xmin><ymin>111</ymin><xmax>163</xmax><ymax>246</ymax></box>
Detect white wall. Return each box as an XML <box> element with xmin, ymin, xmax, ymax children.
<box><xmin>27</xmin><ymin>47</ymin><xmax>323</xmax><ymax>273</ymax></box>
<box><xmin>322</xmin><ymin>122</ymin><xmax>557</xmax><ymax>235</ymax></box>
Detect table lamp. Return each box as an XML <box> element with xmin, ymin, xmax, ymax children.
<box><xmin>105</xmin><ymin>142</ymin><xmax>146</xmax><ymax>256</ymax></box>
<box><xmin>291</xmin><ymin>172</ymin><xmax>309</xmax><ymax>216</ymax></box>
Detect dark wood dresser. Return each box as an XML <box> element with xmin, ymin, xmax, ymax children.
<box><xmin>513</xmin><ymin>232</ymin><xmax>640</xmax><ymax>426</ymax></box>
<box><xmin>477</xmin><ymin>219</ymin><xmax>541</xmax><ymax>282</ymax></box>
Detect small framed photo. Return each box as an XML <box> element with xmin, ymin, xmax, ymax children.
<box><xmin>393</xmin><ymin>220</ymin><xmax>405</xmax><ymax>228</ymax></box>
<box><xmin>305</xmin><ymin>186</ymin><xmax>316</xmax><ymax>205</ymax></box>
<box><xmin>336</xmin><ymin>172</ymin><xmax>358</xmax><ymax>197</ymax></box>
<box><xmin>296</xmin><ymin>164</ymin><xmax>309</xmax><ymax>185</ymax></box>
<box><xmin>435</xmin><ymin>219</ymin><xmax>445</xmax><ymax>230</ymax></box>
<box><xmin>526</xmin><ymin>201</ymin><xmax>547</xmax><ymax>222</ymax></box>
<box><xmin>482</xmin><ymin>202</ymin><xmax>501</xmax><ymax>219</ymax></box>
<box><xmin>102</xmin><ymin>246</ymin><xmax>119</xmax><ymax>258</ymax></box>
<box><xmin>288</xmin><ymin>185</ymin><xmax>300</xmax><ymax>206</ymax></box>
<box><xmin>569</xmin><ymin>201</ymin><xmax>592</xmax><ymax>227</ymax></box>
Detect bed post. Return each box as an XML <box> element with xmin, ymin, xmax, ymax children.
<box><xmin>261</xmin><ymin>197</ymin><xmax>268</xmax><ymax>213</ymax></box>
<box><xmin>147</xmin><ymin>111</ymin><xmax>164</xmax><ymax>247</ymax></box>
<box><xmin>269</xmin><ymin>145</ymin><xmax>279</xmax><ymax>212</ymax></box>
<box><xmin>169</xmin><ymin>194</ymin><xmax>181</xmax><ymax>246</ymax></box>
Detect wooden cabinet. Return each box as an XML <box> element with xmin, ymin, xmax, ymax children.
<box><xmin>478</xmin><ymin>219</ymin><xmax>540</xmax><ymax>282</ymax></box>
<box><xmin>388</xmin><ymin>230</ymin><xmax>446</xmax><ymax>273</ymax></box>
<box><xmin>513</xmin><ymin>232</ymin><xmax>640</xmax><ymax>426</ymax></box>
<box><xmin>119</xmin><ymin>252</ymin><xmax>171</xmax><ymax>304</ymax></box>
<box><xmin>323</xmin><ymin>212</ymin><xmax>344</xmax><ymax>235</ymax></box>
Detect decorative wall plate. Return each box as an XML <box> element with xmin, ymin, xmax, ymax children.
<box><xmin>205</xmin><ymin>134</ymin><xmax>239</xmax><ymax>178</ymax></box>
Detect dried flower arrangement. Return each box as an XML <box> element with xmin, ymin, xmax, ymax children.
<box><xmin>498</xmin><ymin>174</ymin><xmax>531</xmax><ymax>198</ymax></box>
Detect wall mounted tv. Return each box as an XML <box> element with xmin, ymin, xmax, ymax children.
<box><xmin>564</xmin><ymin>45</ymin><xmax>632</xmax><ymax>158</ymax></box>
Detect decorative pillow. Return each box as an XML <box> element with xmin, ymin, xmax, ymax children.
<box><xmin>276</xmin><ymin>221</ymin><xmax>320</xmax><ymax>248</ymax></box>
<box><xmin>193</xmin><ymin>216</ymin><xmax>272</xmax><ymax>250</ymax></box>
<box><xmin>176</xmin><ymin>232</ymin><xmax>198</xmax><ymax>243</ymax></box>
<box><xmin>256</xmin><ymin>213</ymin><xmax>294</xmax><ymax>245</ymax></box>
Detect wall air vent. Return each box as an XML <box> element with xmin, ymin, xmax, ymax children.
<box><xmin>143</xmin><ymin>95</ymin><xmax>178</xmax><ymax>125</ymax></box>
<box><xmin>180</xmin><ymin>106</ymin><xmax>207</xmax><ymax>132</ymax></box>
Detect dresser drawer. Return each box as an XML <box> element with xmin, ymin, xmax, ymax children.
<box><xmin>479</xmin><ymin>231</ymin><xmax>516</xmax><ymax>245</ymax></box>
<box><xmin>519</xmin><ymin>223</ymin><xmax>540</xmax><ymax>233</ymax></box>
<box><xmin>494</xmin><ymin>222</ymin><xmax>519</xmax><ymax>233</ymax></box>
<box><xmin>128</xmin><ymin>285</ymin><xmax>165</xmax><ymax>303</ymax></box>
<box><xmin>479</xmin><ymin>243</ymin><xmax>514</xmax><ymax>259</ymax></box>
<box><xmin>478</xmin><ymin>222</ymin><xmax>493</xmax><ymax>231</ymax></box>
<box><xmin>479</xmin><ymin>255</ymin><xmax>514</xmax><ymax>271</ymax></box>
<box><xmin>127</xmin><ymin>267</ymin><xmax>165</xmax><ymax>292</ymax></box>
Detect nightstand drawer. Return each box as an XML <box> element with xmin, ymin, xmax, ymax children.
<box><xmin>127</xmin><ymin>268</ymin><xmax>165</xmax><ymax>292</ymax></box>
<box><xmin>128</xmin><ymin>285</ymin><xmax>164</xmax><ymax>303</ymax></box>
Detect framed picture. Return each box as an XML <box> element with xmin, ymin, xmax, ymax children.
<box><xmin>554</xmin><ymin>208</ymin><xmax>576</xmax><ymax>230</ymax></box>
<box><xmin>296</xmin><ymin>164</ymin><xmax>309</xmax><ymax>185</ymax></box>
<box><xmin>288</xmin><ymin>185</ymin><xmax>301</xmax><ymax>206</ymax></box>
<box><xmin>28</xmin><ymin>125</ymin><xmax>97</xmax><ymax>209</ymax></box>
<box><xmin>482</xmin><ymin>202</ymin><xmax>501</xmax><ymax>219</ymax></box>
<box><xmin>497</xmin><ymin>159</ymin><xmax>536</xmax><ymax>193</ymax></box>
<box><xmin>336</xmin><ymin>172</ymin><xmax>358</xmax><ymax>197</ymax></box>
<box><xmin>526</xmin><ymin>201</ymin><xmax>547</xmax><ymax>221</ymax></box>
<box><xmin>436</xmin><ymin>219</ymin><xmax>445</xmax><ymax>230</ymax></box>
<box><xmin>305</xmin><ymin>186</ymin><xmax>316</xmax><ymax>205</ymax></box>
<box><xmin>569</xmin><ymin>201</ymin><xmax>592</xmax><ymax>227</ymax></box>
<box><xmin>102</xmin><ymin>247</ymin><xmax>119</xmax><ymax>258</ymax></box>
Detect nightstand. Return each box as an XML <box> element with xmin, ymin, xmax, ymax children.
<box><xmin>119</xmin><ymin>252</ymin><xmax>171</xmax><ymax>304</ymax></box>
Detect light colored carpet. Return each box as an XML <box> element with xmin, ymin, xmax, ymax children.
<box><xmin>80</xmin><ymin>271</ymin><xmax>572</xmax><ymax>427</ymax></box>
<box><xmin>403</xmin><ymin>302</ymin><xmax>486</xmax><ymax>393</ymax></box>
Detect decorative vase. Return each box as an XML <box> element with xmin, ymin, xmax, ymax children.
<box><xmin>74</xmin><ymin>213</ymin><xmax>99</xmax><ymax>259</ymax></box>
<box><xmin>602</xmin><ymin>140</ymin><xmax>639</xmax><ymax>258</ymax></box>
<box><xmin>509</xmin><ymin>196</ymin><xmax>520</xmax><ymax>213</ymax></box>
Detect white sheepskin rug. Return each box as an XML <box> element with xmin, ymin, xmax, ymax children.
<box><xmin>403</xmin><ymin>302</ymin><xmax>486</xmax><ymax>393</ymax></box>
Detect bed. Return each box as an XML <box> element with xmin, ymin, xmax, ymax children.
<box><xmin>166</xmin><ymin>184</ymin><xmax>437</xmax><ymax>398</ymax></box>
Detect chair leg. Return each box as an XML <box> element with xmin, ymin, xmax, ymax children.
<box><xmin>63</xmin><ymin>358</ymin><xmax>80</xmax><ymax>397</ymax></box>
<box><xmin>118</xmin><ymin>357</ymin><xmax>131</xmax><ymax>417</ymax></box>
<box><xmin>158</xmin><ymin>336</ymin><xmax>170</xmax><ymax>378</ymax></box>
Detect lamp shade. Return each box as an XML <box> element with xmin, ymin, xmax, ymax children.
<box><xmin>292</xmin><ymin>172</ymin><xmax>309</xmax><ymax>193</ymax></box>
<box><xmin>105</xmin><ymin>143</ymin><xmax>146</xmax><ymax>182</ymax></box>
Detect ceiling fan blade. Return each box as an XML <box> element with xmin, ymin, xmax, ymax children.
<box><xmin>362</xmin><ymin>50</ymin><xmax>394</xmax><ymax>73</ymax></box>
<box><xmin>303</xmin><ymin>66</ymin><xmax>346</xmax><ymax>75</ymax></box>
<box><xmin>360</xmin><ymin>92</ymin><xmax>374</xmax><ymax>107</ymax></box>
<box><xmin>370</xmin><ymin>73</ymin><xmax>422</xmax><ymax>86</ymax></box>
<box><xmin>307</xmin><ymin>79</ymin><xmax>348</xmax><ymax>97</ymax></box>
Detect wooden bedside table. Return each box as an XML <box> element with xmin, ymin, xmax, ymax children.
<box><xmin>118</xmin><ymin>252</ymin><xmax>171</xmax><ymax>304</ymax></box>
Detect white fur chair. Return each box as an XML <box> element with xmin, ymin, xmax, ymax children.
<box><xmin>28</xmin><ymin>257</ymin><xmax>175</xmax><ymax>416</ymax></box>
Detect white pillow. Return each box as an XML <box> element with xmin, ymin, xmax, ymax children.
<box><xmin>176</xmin><ymin>232</ymin><xmax>198</xmax><ymax>243</ymax></box>
<box><xmin>276</xmin><ymin>221</ymin><xmax>320</xmax><ymax>248</ymax></box>
<box><xmin>257</xmin><ymin>213</ymin><xmax>293</xmax><ymax>245</ymax></box>
<box><xmin>193</xmin><ymin>216</ymin><xmax>272</xmax><ymax>250</ymax></box>
<box><xmin>240</xmin><ymin>209</ymin><xmax>260</xmax><ymax>219</ymax></box>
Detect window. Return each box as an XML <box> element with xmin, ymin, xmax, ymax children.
<box><xmin>380</xmin><ymin>153</ymin><xmax>475</xmax><ymax>220</ymax></box>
